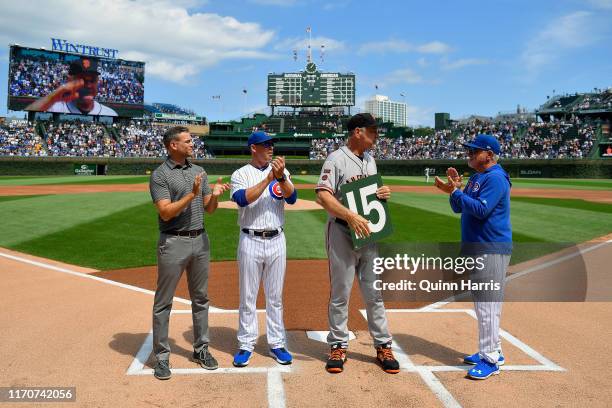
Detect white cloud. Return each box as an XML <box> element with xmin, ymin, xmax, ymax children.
<box><xmin>417</xmin><ymin>57</ymin><xmax>429</xmax><ymax>67</ymax></box>
<box><xmin>357</xmin><ymin>39</ymin><xmax>451</xmax><ymax>55</ymax></box>
<box><xmin>357</xmin><ymin>40</ymin><xmax>412</xmax><ymax>55</ymax></box>
<box><xmin>520</xmin><ymin>11</ymin><xmax>599</xmax><ymax>78</ymax></box>
<box><xmin>415</xmin><ymin>41</ymin><xmax>452</xmax><ymax>54</ymax></box>
<box><xmin>0</xmin><ymin>0</ymin><xmax>277</xmax><ymax>83</ymax></box>
<box><xmin>377</xmin><ymin>67</ymin><xmax>426</xmax><ymax>87</ymax></box>
<box><xmin>145</xmin><ymin>61</ymin><xmax>199</xmax><ymax>83</ymax></box>
<box><xmin>274</xmin><ymin>36</ymin><xmax>346</xmax><ymax>52</ymax></box>
<box><xmin>406</xmin><ymin>104</ymin><xmax>435</xmax><ymax>127</ymax></box>
<box><xmin>441</xmin><ymin>58</ymin><xmax>488</xmax><ymax>70</ymax></box>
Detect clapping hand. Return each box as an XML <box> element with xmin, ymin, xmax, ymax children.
<box><xmin>212</xmin><ymin>177</ymin><xmax>230</xmax><ymax>197</ymax></box>
<box><xmin>271</xmin><ymin>156</ymin><xmax>286</xmax><ymax>179</ymax></box>
<box><xmin>434</xmin><ymin>167</ymin><xmax>463</xmax><ymax>194</ymax></box>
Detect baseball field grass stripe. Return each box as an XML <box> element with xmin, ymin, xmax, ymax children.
<box><xmin>0</xmin><ymin>175</ymin><xmax>149</xmax><ymax>186</ymax></box>
<box><xmin>0</xmin><ymin>192</ymin><xmax>152</xmax><ymax>247</ymax></box>
<box><xmin>511</xmin><ymin>178</ymin><xmax>612</xmax><ymax>189</ymax></box>
<box><xmin>283</xmin><ymin>209</ymin><xmax>328</xmax><ymax>259</ymax></box>
<box><xmin>6</xmin><ymin>202</ymin><xmax>328</xmax><ymax>269</ymax></box>
<box><xmin>510</xmin><ymin>201</ymin><xmax>612</xmax><ymax>243</ymax></box>
<box><xmin>390</xmin><ymin>192</ymin><xmax>612</xmax><ymax>243</ymax></box>
<box><xmin>0</xmin><ymin>175</ymin><xmax>231</xmax><ymax>186</ymax></box>
<box><xmin>510</xmin><ymin>197</ymin><xmax>612</xmax><ymax>214</ymax></box>
<box><xmin>45</xmin><ymin>176</ymin><xmax>152</xmax><ymax>185</ymax></box>
<box><xmin>10</xmin><ymin>201</ymin><xmax>160</xmax><ymax>269</ymax></box>
<box><xmin>0</xmin><ymin>195</ymin><xmax>50</xmax><ymax>203</ymax></box>
<box><xmin>381</xmin><ymin>178</ymin><xmax>429</xmax><ymax>186</ymax></box>
<box><xmin>3</xmin><ymin>189</ymin><xmax>608</xmax><ymax>270</ymax></box>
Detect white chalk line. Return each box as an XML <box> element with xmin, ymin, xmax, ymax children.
<box><xmin>361</xmin><ymin>310</ymin><xmax>461</xmax><ymax>408</ymax></box>
<box><xmin>419</xmin><ymin>239</ymin><xmax>612</xmax><ymax>310</ymax></box>
<box><xmin>0</xmin><ymin>251</ymin><xmax>191</xmax><ymax>305</ymax></box>
<box><xmin>0</xmin><ymin>250</ymin><xmax>286</xmax><ymax>407</ymax></box>
<box><xmin>2</xmin><ymin>245</ymin><xmax>583</xmax><ymax>407</ymax></box>
<box><xmin>361</xmin><ymin>307</ymin><xmax>566</xmax><ymax>408</ymax></box>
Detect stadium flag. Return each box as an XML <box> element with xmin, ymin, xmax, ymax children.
<box><xmin>306</xmin><ymin>26</ymin><xmax>311</xmax><ymax>33</ymax></box>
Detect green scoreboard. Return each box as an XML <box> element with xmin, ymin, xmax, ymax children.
<box><xmin>267</xmin><ymin>62</ymin><xmax>355</xmax><ymax>107</ymax></box>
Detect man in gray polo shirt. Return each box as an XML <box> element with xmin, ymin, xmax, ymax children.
<box><xmin>149</xmin><ymin>126</ymin><xmax>230</xmax><ymax>380</ymax></box>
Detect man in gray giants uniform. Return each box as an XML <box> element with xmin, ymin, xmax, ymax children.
<box><xmin>149</xmin><ymin>126</ymin><xmax>230</xmax><ymax>380</ymax></box>
<box><xmin>315</xmin><ymin>113</ymin><xmax>400</xmax><ymax>374</ymax></box>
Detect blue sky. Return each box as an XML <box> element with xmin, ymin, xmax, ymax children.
<box><xmin>0</xmin><ymin>0</ymin><xmax>610</xmax><ymax>126</ymax></box>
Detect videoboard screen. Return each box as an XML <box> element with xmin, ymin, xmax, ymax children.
<box><xmin>7</xmin><ymin>45</ymin><xmax>145</xmax><ymax>117</ymax></box>
<box><xmin>267</xmin><ymin>62</ymin><xmax>355</xmax><ymax>107</ymax></box>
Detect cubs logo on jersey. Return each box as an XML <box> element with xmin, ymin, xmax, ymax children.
<box><xmin>472</xmin><ymin>182</ymin><xmax>480</xmax><ymax>192</ymax></box>
<box><xmin>269</xmin><ymin>181</ymin><xmax>283</xmax><ymax>200</ymax></box>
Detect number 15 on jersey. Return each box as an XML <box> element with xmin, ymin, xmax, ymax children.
<box><xmin>340</xmin><ymin>174</ymin><xmax>394</xmax><ymax>248</ymax></box>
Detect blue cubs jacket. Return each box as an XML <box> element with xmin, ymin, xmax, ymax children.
<box><xmin>450</xmin><ymin>164</ymin><xmax>512</xmax><ymax>254</ymax></box>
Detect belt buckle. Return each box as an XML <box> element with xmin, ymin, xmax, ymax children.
<box><xmin>262</xmin><ymin>231</ymin><xmax>271</xmax><ymax>238</ymax></box>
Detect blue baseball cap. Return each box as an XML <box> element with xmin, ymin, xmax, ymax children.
<box><xmin>462</xmin><ymin>134</ymin><xmax>501</xmax><ymax>155</ymax></box>
<box><xmin>247</xmin><ymin>131</ymin><xmax>276</xmax><ymax>146</ymax></box>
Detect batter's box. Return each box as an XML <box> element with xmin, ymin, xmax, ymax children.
<box><xmin>127</xmin><ymin>309</ymin><xmax>291</xmax><ymax>376</ymax></box>
<box><xmin>361</xmin><ymin>308</ymin><xmax>565</xmax><ymax>373</ymax></box>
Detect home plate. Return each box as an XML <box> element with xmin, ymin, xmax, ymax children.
<box><xmin>306</xmin><ymin>331</ymin><xmax>357</xmax><ymax>343</ymax></box>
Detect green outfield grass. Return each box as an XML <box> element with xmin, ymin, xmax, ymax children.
<box><xmin>290</xmin><ymin>175</ymin><xmax>431</xmax><ymax>186</ymax></box>
<box><xmin>0</xmin><ymin>187</ymin><xmax>609</xmax><ymax>270</ymax></box>
<box><xmin>2</xmin><ymin>174</ymin><xmax>610</xmax><ymax>190</ymax></box>
<box><xmin>0</xmin><ymin>175</ymin><xmax>230</xmax><ymax>186</ymax></box>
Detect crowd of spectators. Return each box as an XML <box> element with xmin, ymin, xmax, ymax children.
<box><xmin>0</xmin><ymin>119</ymin><xmax>598</xmax><ymax>160</ymax></box>
<box><xmin>151</xmin><ymin>103</ymin><xmax>195</xmax><ymax>116</ymax></box>
<box><xmin>97</xmin><ymin>60</ymin><xmax>144</xmax><ymax>104</ymax></box>
<box><xmin>112</xmin><ymin>123</ymin><xmax>212</xmax><ymax>158</ymax></box>
<box><xmin>0</xmin><ymin>121</ymin><xmax>46</xmax><ymax>156</ymax></box>
<box><xmin>309</xmin><ymin>121</ymin><xmax>597</xmax><ymax>160</ymax></box>
<box><xmin>572</xmin><ymin>91</ymin><xmax>612</xmax><ymax>111</ymax></box>
<box><xmin>0</xmin><ymin>121</ymin><xmax>213</xmax><ymax>158</ymax></box>
<box><xmin>45</xmin><ymin>122</ymin><xmax>118</xmax><ymax>157</ymax></box>
<box><xmin>9</xmin><ymin>58</ymin><xmax>64</xmax><ymax>98</ymax></box>
<box><xmin>9</xmin><ymin>57</ymin><xmax>144</xmax><ymax>104</ymax></box>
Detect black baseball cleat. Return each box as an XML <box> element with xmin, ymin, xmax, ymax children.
<box><xmin>326</xmin><ymin>343</ymin><xmax>347</xmax><ymax>373</ymax></box>
<box><xmin>193</xmin><ymin>346</ymin><xmax>219</xmax><ymax>370</ymax></box>
<box><xmin>376</xmin><ymin>342</ymin><xmax>400</xmax><ymax>374</ymax></box>
<box><xmin>154</xmin><ymin>360</ymin><xmax>171</xmax><ymax>380</ymax></box>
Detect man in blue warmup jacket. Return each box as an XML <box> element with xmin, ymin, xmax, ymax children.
<box><xmin>434</xmin><ymin>134</ymin><xmax>512</xmax><ymax>380</ymax></box>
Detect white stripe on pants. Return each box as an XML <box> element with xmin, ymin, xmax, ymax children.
<box><xmin>237</xmin><ymin>231</ymin><xmax>287</xmax><ymax>351</ymax></box>
<box><xmin>472</xmin><ymin>253</ymin><xmax>510</xmax><ymax>364</ymax></box>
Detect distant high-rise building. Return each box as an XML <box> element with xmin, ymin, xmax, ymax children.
<box><xmin>364</xmin><ymin>95</ymin><xmax>408</xmax><ymax>127</ymax></box>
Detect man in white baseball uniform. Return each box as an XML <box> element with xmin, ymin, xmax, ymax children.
<box><xmin>230</xmin><ymin>131</ymin><xmax>297</xmax><ymax>367</ymax></box>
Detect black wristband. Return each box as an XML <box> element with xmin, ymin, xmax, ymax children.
<box><xmin>276</xmin><ymin>175</ymin><xmax>286</xmax><ymax>182</ymax></box>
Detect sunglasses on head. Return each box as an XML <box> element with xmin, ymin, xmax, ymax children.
<box><xmin>257</xmin><ymin>141</ymin><xmax>274</xmax><ymax>148</ymax></box>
